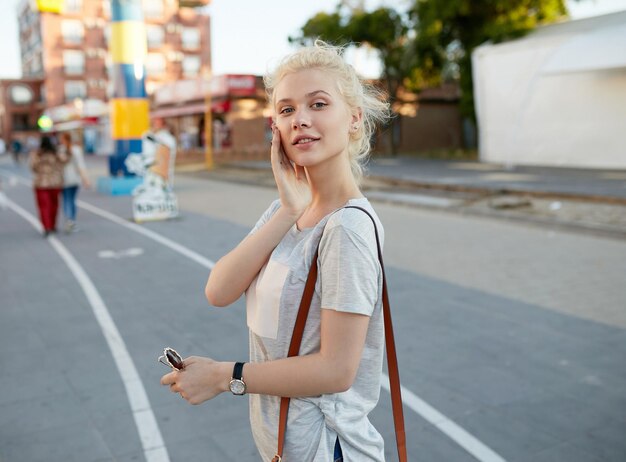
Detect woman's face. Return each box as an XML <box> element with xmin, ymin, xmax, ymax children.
<box><xmin>273</xmin><ymin>69</ymin><xmax>359</xmax><ymax>169</ymax></box>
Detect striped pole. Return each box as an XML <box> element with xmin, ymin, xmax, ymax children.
<box><xmin>108</xmin><ymin>0</ymin><xmax>149</xmax><ymax>176</ymax></box>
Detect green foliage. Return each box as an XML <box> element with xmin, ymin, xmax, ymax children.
<box><xmin>288</xmin><ymin>12</ymin><xmax>348</xmax><ymax>46</ymax></box>
<box><xmin>410</xmin><ymin>0</ymin><xmax>569</xmax><ymax>119</ymax></box>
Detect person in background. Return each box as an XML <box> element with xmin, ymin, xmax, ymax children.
<box><xmin>29</xmin><ymin>135</ymin><xmax>68</xmax><ymax>237</ymax></box>
<box><xmin>11</xmin><ymin>138</ymin><xmax>23</xmax><ymax>164</ymax></box>
<box><xmin>60</xmin><ymin>132</ymin><xmax>91</xmax><ymax>233</ymax></box>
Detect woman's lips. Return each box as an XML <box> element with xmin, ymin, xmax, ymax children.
<box><xmin>292</xmin><ymin>136</ymin><xmax>320</xmax><ymax>146</ymax></box>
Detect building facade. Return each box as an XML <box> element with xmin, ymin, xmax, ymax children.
<box><xmin>0</xmin><ymin>78</ymin><xmax>45</xmax><ymax>152</ymax></box>
<box><xmin>14</xmin><ymin>0</ymin><xmax>211</xmax><ymax>154</ymax></box>
<box><xmin>151</xmin><ymin>74</ymin><xmax>271</xmax><ymax>165</ymax></box>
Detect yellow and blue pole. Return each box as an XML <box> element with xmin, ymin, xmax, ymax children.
<box><xmin>108</xmin><ymin>0</ymin><xmax>149</xmax><ymax>178</ymax></box>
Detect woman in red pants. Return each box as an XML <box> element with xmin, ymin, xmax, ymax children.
<box><xmin>29</xmin><ymin>136</ymin><xmax>68</xmax><ymax>236</ymax></box>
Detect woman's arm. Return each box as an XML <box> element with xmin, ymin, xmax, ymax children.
<box><xmin>29</xmin><ymin>151</ymin><xmax>39</xmax><ymax>171</ymax></box>
<box><xmin>205</xmin><ymin>206</ymin><xmax>300</xmax><ymax>307</ymax></box>
<box><xmin>161</xmin><ymin>309</ymin><xmax>370</xmax><ymax>404</ymax></box>
<box><xmin>205</xmin><ymin>126</ymin><xmax>311</xmax><ymax>307</ymax></box>
<box><xmin>73</xmin><ymin>146</ymin><xmax>92</xmax><ymax>188</ymax></box>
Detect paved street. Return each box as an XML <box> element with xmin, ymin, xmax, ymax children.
<box><xmin>1</xmin><ymin>156</ymin><xmax>626</xmax><ymax>462</ymax></box>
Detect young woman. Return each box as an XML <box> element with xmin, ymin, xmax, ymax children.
<box><xmin>60</xmin><ymin>132</ymin><xmax>91</xmax><ymax>233</ymax></box>
<box><xmin>161</xmin><ymin>41</ymin><xmax>390</xmax><ymax>461</ymax></box>
<box><xmin>29</xmin><ymin>136</ymin><xmax>68</xmax><ymax>236</ymax></box>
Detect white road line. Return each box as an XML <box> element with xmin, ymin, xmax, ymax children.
<box><xmin>77</xmin><ymin>200</ymin><xmax>216</xmax><ymax>269</ymax></box>
<box><xmin>5</xmin><ymin>198</ymin><xmax>171</xmax><ymax>462</ymax></box>
<box><xmin>380</xmin><ymin>376</ymin><xmax>507</xmax><ymax>462</ymax></box>
<box><xmin>2</xmin><ymin>168</ymin><xmax>508</xmax><ymax>462</ymax></box>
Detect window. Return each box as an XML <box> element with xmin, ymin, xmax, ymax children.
<box><xmin>146</xmin><ymin>25</ymin><xmax>164</xmax><ymax>48</ymax></box>
<box><xmin>32</xmin><ymin>56</ymin><xmax>43</xmax><ymax>75</ymax></box>
<box><xmin>104</xmin><ymin>24</ymin><xmax>110</xmax><ymax>46</ymax></box>
<box><xmin>12</xmin><ymin>114</ymin><xmax>31</xmax><ymax>130</ymax></box>
<box><xmin>105</xmin><ymin>56</ymin><xmax>113</xmax><ymax>79</ymax></box>
<box><xmin>63</xmin><ymin>50</ymin><xmax>85</xmax><ymax>75</ymax></box>
<box><xmin>102</xmin><ymin>0</ymin><xmax>110</xmax><ymax>17</ymax></box>
<box><xmin>182</xmin><ymin>55</ymin><xmax>200</xmax><ymax>78</ymax></box>
<box><xmin>62</xmin><ymin>19</ymin><xmax>84</xmax><ymax>45</ymax></box>
<box><xmin>181</xmin><ymin>27</ymin><xmax>200</xmax><ymax>49</ymax></box>
<box><xmin>65</xmin><ymin>81</ymin><xmax>87</xmax><ymax>102</ymax></box>
<box><xmin>26</xmin><ymin>56</ymin><xmax>43</xmax><ymax>77</ymax></box>
<box><xmin>145</xmin><ymin>53</ymin><xmax>166</xmax><ymax>76</ymax></box>
<box><xmin>143</xmin><ymin>0</ymin><xmax>163</xmax><ymax>19</ymax></box>
<box><xmin>64</xmin><ymin>0</ymin><xmax>82</xmax><ymax>13</ymax></box>
<box><xmin>9</xmin><ymin>84</ymin><xmax>34</xmax><ymax>105</ymax></box>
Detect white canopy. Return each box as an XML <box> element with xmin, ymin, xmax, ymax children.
<box><xmin>473</xmin><ymin>11</ymin><xmax>626</xmax><ymax>169</ymax></box>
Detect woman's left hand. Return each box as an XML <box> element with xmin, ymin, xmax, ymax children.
<box><xmin>160</xmin><ymin>356</ymin><xmax>229</xmax><ymax>405</ymax></box>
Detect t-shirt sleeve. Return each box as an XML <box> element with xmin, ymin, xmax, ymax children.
<box><xmin>318</xmin><ymin>210</ymin><xmax>381</xmax><ymax>316</ymax></box>
<box><xmin>248</xmin><ymin>199</ymin><xmax>281</xmax><ymax>236</ymax></box>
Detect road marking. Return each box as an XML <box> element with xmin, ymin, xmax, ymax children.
<box><xmin>77</xmin><ymin>200</ymin><xmax>216</xmax><ymax>269</ymax></box>
<box><xmin>98</xmin><ymin>247</ymin><xmax>145</xmax><ymax>259</ymax></box>
<box><xmin>5</xmin><ymin>197</ymin><xmax>171</xmax><ymax>462</ymax></box>
<box><xmin>380</xmin><ymin>376</ymin><xmax>506</xmax><ymax>462</ymax></box>
<box><xmin>2</xmin><ymin>168</ymin><xmax>507</xmax><ymax>462</ymax></box>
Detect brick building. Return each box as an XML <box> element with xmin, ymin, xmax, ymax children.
<box><xmin>0</xmin><ymin>79</ymin><xmax>45</xmax><ymax>152</ymax></box>
<box><xmin>12</xmin><ymin>0</ymin><xmax>211</xmax><ymax>154</ymax></box>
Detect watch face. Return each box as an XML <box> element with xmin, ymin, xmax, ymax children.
<box><xmin>230</xmin><ymin>379</ymin><xmax>246</xmax><ymax>395</ymax></box>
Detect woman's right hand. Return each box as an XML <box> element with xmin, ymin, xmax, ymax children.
<box><xmin>270</xmin><ymin>126</ymin><xmax>311</xmax><ymax>218</ymax></box>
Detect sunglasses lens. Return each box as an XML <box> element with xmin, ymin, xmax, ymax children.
<box><xmin>166</xmin><ymin>348</ymin><xmax>183</xmax><ymax>370</ymax></box>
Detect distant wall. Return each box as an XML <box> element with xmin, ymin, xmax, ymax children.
<box><xmin>374</xmin><ymin>101</ymin><xmax>463</xmax><ymax>154</ymax></box>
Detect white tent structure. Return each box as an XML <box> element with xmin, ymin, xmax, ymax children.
<box><xmin>472</xmin><ymin>11</ymin><xmax>626</xmax><ymax>169</ymax></box>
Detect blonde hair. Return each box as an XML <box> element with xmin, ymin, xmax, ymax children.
<box><xmin>264</xmin><ymin>40</ymin><xmax>390</xmax><ymax>184</ymax></box>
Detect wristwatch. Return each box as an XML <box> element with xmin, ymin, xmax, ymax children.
<box><xmin>229</xmin><ymin>362</ymin><xmax>247</xmax><ymax>396</ymax></box>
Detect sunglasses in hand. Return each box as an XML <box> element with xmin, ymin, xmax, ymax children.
<box><xmin>158</xmin><ymin>347</ymin><xmax>184</xmax><ymax>370</ymax></box>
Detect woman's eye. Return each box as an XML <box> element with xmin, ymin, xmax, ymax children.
<box><xmin>279</xmin><ymin>107</ymin><xmax>294</xmax><ymax>115</ymax></box>
<box><xmin>312</xmin><ymin>102</ymin><xmax>327</xmax><ymax>109</ymax></box>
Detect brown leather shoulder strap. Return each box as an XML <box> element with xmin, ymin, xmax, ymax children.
<box><xmin>273</xmin><ymin>206</ymin><xmax>407</xmax><ymax>462</ymax></box>
<box><xmin>273</xmin><ymin>252</ymin><xmax>319</xmax><ymax>462</ymax></box>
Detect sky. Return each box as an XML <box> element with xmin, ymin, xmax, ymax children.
<box><xmin>1</xmin><ymin>0</ymin><xmax>625</xmax><ymax>80</ymax></box>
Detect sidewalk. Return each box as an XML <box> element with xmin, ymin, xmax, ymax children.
<box><xmin>194</xmin><ymin>156</ymin><xmax>626</xmax><ymax>239</ymax></box>
<box><xmin>225</xmin><ymin>157</ymin><xmax>626</xmax><ymax>202</ymax></box>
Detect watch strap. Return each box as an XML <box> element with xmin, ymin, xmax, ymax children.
<box><xmin>233</xmin><ymin>362</ymin><xmax>245</xmax><ymax>380</ymax></box>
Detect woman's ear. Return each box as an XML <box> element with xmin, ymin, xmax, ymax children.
<box><xmin>350</xmin><ymin>108</ymin><xmax>363</xmax><ymax>131</ymax></box>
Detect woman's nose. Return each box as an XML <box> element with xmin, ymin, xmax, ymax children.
<box><xmin>292</xmin><ymin>112</ymin><xmax>311</xmax><ymax>129</ymax></box>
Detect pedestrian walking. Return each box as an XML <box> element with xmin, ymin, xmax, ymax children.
<box><xmin>60</xmin><ymin>132</ymin><xmax>91</xmax><ymax>233</ymax></box>
<box><xmin>11</xmin><ymin>138</ymin><xmax>23</xmax><ymax>164</ymax></box>
<box><xmin>29</xmin><ymin>135</ymin><xmax>68</xmax><ymax>236</ymax></box>
<box><xmin>161</xmin><ymin>41</ymin><xmax>393</xmax><ymax>461</ymax></box>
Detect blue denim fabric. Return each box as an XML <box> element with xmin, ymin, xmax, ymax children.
<box><xmin>62</xmin><ymin>186</ymin><xmax>79</xmax><ymax>221</ymax></box>
<box><xmin>334</xmin><ymin>438</ymin><xmax>343</xmax><ymax>462</ymax></box>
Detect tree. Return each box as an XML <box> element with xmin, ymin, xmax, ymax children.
<box><xmin>290</xmin><ymin>7</ymin><xmax>413</xmax><ymax>155</ymax></box>
<box><xmin>292</xmin><ymin>11</ymin><xmax>347</xmax><ymax>46</ymax></box>
<box><xmin>410</xmin><ymin>0</ymin><xmax>569</xmax><ymax>126</ymax></box>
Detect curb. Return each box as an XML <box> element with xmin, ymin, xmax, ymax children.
<box><xmin>208</xmin><ymin>161</ymin><xmax>626</xmax><ymax>205</ymax></box>
<box><xmin>177</xmin><ymin>163</ymin><xmax>626</xmax><ymax>240</ymax></box>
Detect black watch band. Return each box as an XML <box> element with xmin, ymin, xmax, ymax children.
<box><xmin>233</xmin><ymin>362</ymin><xmax>245</xmax><ymax>380</ymax></box>
<box><xmin>229</xmin><ymin>362</ymin><xmax>247</xmax><ymax>396</ymax></box>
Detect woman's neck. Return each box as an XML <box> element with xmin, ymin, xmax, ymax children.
<box><xmin>297</xmin><ymin>156</ymin><xmax>363</xmax><ymax>227</ymax></box>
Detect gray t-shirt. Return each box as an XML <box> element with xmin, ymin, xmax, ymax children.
<box><xmin>245</xmin><ymin>197</ymin><xmax>385</xmax><ymax>461</ymax></box>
